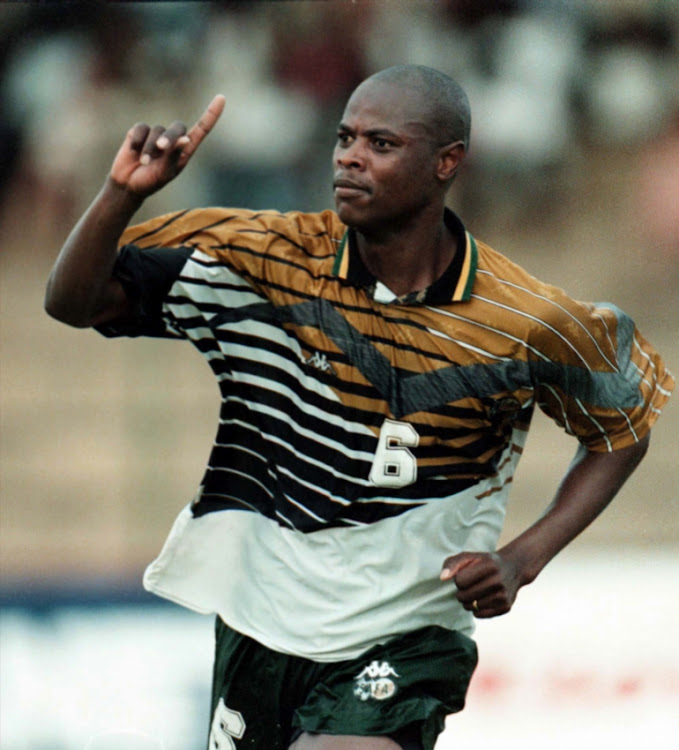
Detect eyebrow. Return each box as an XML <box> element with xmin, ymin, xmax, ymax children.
<box><xmin>337</xmin><ymin>123</ymin><xmax>403</xmax><ymax>140</ymax></box>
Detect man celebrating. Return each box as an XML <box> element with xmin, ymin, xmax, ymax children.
<box><xmin>45</xmin><ymin>65</ymin><xmax>673</xmax><ymax>750</ymax></box>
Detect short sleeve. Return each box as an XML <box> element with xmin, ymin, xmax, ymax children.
<box><xmin>533</xmin><ymin>302</ymin><xmax>674</xmax><ymax>452</ymax></box>
<box><xmin>95</xmin><ymin>244</ymin><xmax>193</xmax><ymax>339</ymax></box>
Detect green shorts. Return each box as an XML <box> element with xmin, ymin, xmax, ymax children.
<box><xmin>208</xmin><ymin>619</ymin><xmax>478</xmax><ymax>750</ymax></box>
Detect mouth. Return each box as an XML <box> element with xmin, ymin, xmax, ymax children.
<box><xmin>333</xmin><ymin>177</ymin><xmax>370</xmax><ymax>199</ymax></box>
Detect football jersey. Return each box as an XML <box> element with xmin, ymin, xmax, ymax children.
<box><xmin>97</xmin><ymin>207</ymin><xmax>673</xmax><ymax>660</ymax></box>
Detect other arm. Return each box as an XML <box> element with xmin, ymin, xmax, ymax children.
<box><xmin>44</xmin><ymin>95</ymin><xmax>225</xmax><ymax>327</ymax></box>
<box><xmin>441</xmin><ymin>433</ymin><xmax>650</xmax><ymax>617</ymax></box>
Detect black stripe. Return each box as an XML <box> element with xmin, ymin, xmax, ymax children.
<box><xmin>127</xmin><ymin>210</ymin><xmax>191</xmax><ymax>243</ymax></box>
<box><xmin>233</xmin><ymin>228</ymin><xmax>337</xmax><ymax>259</ymax></box>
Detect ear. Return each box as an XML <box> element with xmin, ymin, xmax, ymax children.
<box><xmin>436</xmin><ymin>141</ymin><xmax>465</xmax><ymax>183</ymax></box>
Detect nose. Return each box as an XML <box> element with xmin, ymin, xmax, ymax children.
<box><xmin>334</xmin><ymin>140</ymin><xmax>365</xmax><ymax>170</ymax></box>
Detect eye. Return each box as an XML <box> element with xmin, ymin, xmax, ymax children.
<box><xmin>372</xmin><ymin>137</ymin><xmax>393</xmax><ymax>151</ymax></box>
<box><xmin>337</xmin><ymin>131</ymin><xmax>352</xmax><ymax>146</ymax></box>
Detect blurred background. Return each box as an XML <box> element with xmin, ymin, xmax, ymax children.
<box><xmin>1</xmin><ymin>1</ymin><xmax>677</xmax><ymax>749</ymax></box>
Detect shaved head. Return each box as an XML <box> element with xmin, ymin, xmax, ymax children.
<box><xmin>357</xmin><ymin>65</ymin><xmax>471</xmax><ymax>151</ymax></box>
<box><xmin>333</xmin><ymin>64</ymin><xmax>471</xmax><ymax>229</ymax></box>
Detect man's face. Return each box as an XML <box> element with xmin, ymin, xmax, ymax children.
<box><xmin>332</xmin><ymin>80</ymin><xmax>441</xmax><ymax>233</ymax></box>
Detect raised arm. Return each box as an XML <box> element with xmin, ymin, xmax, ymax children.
<box><xmin>440</xmin><ymin>433</ymin><xmax>650</xmax><ymax>617</ymax></box>
<box><xmin>44</xmin><ymin>95</ymin><xmax>225</xmax><ymax>327</ymax></box>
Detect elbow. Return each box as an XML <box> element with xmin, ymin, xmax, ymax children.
<box><xmin>44</xmin><ymin>299</ymin><xmax>92</xmax><ymax>328</ymax></box>
<box><xmin>44</xmin><ymin>282</ymin><xmax>94</xmax><ymax>328</ymax></box>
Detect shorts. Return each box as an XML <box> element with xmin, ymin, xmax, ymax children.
<box><xmin>208</xmin><ymin>618</ymin><xmax>478</xmax><ymax>750</ymax></box>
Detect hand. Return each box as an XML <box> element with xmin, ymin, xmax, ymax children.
<box><xmin>109</xmin><ymin>94</ymin><xmax>226</xmax><ymax>198</ymax></box>
<box><xmin>440</xmin><ymin>551</ymin><xmax>522</xmax><ymax>618</ymax></box>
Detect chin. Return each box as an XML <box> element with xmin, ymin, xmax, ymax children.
<box><xmin>335</xmin><ymin>203</ymin><xmax>359</xmax><ymax>227</ymax></box>
<box><xmin>334</xmin><ymin>202</ymin><xmax>369</xmax><ymax>228</ymax></box>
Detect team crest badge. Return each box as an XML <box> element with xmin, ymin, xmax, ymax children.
<box><xmin>353</xmin><ymin>660</ymin><xmax>400</xmax><ymax>701</ymax></box>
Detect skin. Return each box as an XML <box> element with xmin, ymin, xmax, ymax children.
<box><xmin>45</xmin><ymin>77</ymin><xmax>652</xmax><ymax>750</ymax></box>
<box><xmin>44</xmin><ymin>94</ymin><xmax>226</xmax><ymax>327</ymax></box>
<box><xmin>332</xmin><ymin>79</ymin><xmax>465</xmax><ymax>296</ymax></box>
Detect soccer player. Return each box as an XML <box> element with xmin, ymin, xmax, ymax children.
<box><xmin>45</xmin><ymin>66</ymin><xmax>673</xmax><ymax>750</ymax></box>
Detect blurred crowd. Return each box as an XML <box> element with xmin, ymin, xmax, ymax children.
<box><xmin>1</xmin><ymin>0</ymin><xmax>679</xmax><ymax>254</ymax></box>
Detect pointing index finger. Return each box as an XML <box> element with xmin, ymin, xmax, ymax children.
<box><xmin>182</xmin><ymin>94</ymin><xmax>226</xmax><ymax>159</ymax></box>
<box><xmin>191</xmin><ymin>94</ymin><xmax>226</xmax><ymax>141</ymax></box>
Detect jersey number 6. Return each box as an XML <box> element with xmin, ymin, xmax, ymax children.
<box><xmin>369</xmin><ymin>419</ymin><xmax>419</xmax><ymax>489</ymax></box>
<box><xmin>209</xmin><ymin>698</ymin><xmax>245</xmax><ymax>750</ymax></box>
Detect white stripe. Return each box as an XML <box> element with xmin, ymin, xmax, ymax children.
<box><xmin>425</xmin><ymin>306</ymin><xmax>551</xmax><ymax>362</ymax></box>
<box><xmin>206</xmin><ymin>328</ymin><xmax>347</xmax><ymax>404</ymax></box>
<box><xmin>632</xmin><ymin>365</ymin><xmax>654</xmax><ymax>391</ymax></box>
<box><xmin>219</xmin><ymin>412</ymin><xmax>374</xmax><ymax>487</ymax></box>
<box><xmin>212</xmin><ymin>442</ymin><xmax>267</xmax><ymax>463</ymax></box>
<box><xmin>277</xmin><ymin>465</ymin><xmax>352</xmax><ymax>507</ymax></box>
<box><xmin>425</xmin><ymin>327</ymin><xmax>513</xmax><ymax>362</ymax></box>
<box><xmin>182</xmin><ymin>264</ymin><xmax>254</xmax><ymax>289</ymax></box>
<box><xmin>173</xmin><ymin>285</ymin><xmax>263</xmax><ymax>311</ymax></box>
<box><xmin>208</xmin><ymin>466</ymin><xmax>274</xmax><ymax>498</ymax></box>
<box><xmin>282</xmin><ymin>493</ymin><xmax>328</xmax><ymax>524</ymax></box>
<box><xmin>633</xmin><ymin>336</ymin><xmax>657</xmax><ymax>370</ymax></box>
<box><xmin>198</xmin><ymin>489</ymin><xmax>261</xmax><ymax>513</ymax></box>
<box><xmin>177</xmin><ymin>260</ymin><xmax>259</xmax><ymax>295</ymax></box>
<box><xmin>471</xmin><ymin>292</ymin><xmax>593</xmax><ymax>370</ymax></box>
<box><xmin>167</xmin><ymin>282</ymin><xmax>260</xmax><ymax>316</ymax></box>
<box><xmin>538</xmin><ymin>384</ymin><xmax>575</xmax><ymax>435</ymax></box>
<box><xmin>185</xmin><ymin>249</ymin><xmax>246</xmax><ymax>272</ymax></box>
<box><xmin>336</xmin><ymin>517</ymin><xmax>368</xmax><ymax>527</ymax></box>
<box><xmin>161</xmin><ymin>316</ymin><xmax>215</xmax><ymax>341</ymax></box>
<box><xmin>204</xmin><ymin>320</ymin><xmax>303</xmax><ymax>359</ymax></box>
<box><xmin>591</xmin><ymin>309</ymin><xmax>616</xmax><ymax>354</ymax></box>
<box><xmin>616</xmin><ymin>408</ymin><xmax>638</xmax><ymax>442</ymax></box>
<box><xmin>574</xmin><ymin>397</ymin><xmax>612</xmax><ymax>451</ymax></box>
<box><xmin>225</xmin><ymin>368</ymin><xmax>374</xmax><ymax>446</ymax></box>
<box><xmin>356</xmin><ymin>496</ymin><xmax>426</xmax><ymax>506</ymax></box>
<box><xmin>275</xmin><ymin>510</ymin><xmax>297</xmax><ymax>530</ymax></box>
<box><xmin>476</xmin><ymin>271</ymin><xmax>618</xmax><ymax>370</ymax></box>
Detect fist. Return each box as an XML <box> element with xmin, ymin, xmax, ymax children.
<box><xmin>440</xmin><ymin>551</ymin><xmax>521</xmax><ymax>618</ymax></box>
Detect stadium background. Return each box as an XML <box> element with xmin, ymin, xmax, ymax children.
<box><xmin>1</xmin><ymin>2</ymin><xmax>677</xmax><ymax>749</ymax></box>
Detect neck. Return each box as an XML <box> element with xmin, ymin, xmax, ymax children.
<box><xmin>356</xmin><ymin>211</ymin><xmax>456</xmax><ymax>297</ymax></box>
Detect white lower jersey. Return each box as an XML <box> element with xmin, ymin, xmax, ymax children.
<box><xmin>143</xmin><ymin>434</ymin><xmax>524</xmax><ymax>662</ymax></box>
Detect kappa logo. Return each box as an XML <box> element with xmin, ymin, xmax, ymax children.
<box><xmin>353</xmin><ymin>660</ymin><xmax>400</xmax><ymax>702</ymax></box>
<box><xmin>304</xmin><ymin>351</ymin><xmax>336</xmax><ymax>375</ymax></box>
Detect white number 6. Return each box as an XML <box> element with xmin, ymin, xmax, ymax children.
<box><xmin>209</xmin><ymin>698</ymin><xmax>246</xmax><ymax>750</ymax></box>
<box><xmin>369</xmin><ymin>419</ymin><xmax>419</xmax><ymax>488</ymax></box>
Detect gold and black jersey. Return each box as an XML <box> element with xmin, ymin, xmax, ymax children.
<box><xmin>98</xmin><ymin>206</ymin><xmax>673</xmax><ymax>659</ymax></box>
<box><xmin>100</xmin><ymin>207</ymin><xmax>673</xmax><ymax>534</ymax></box>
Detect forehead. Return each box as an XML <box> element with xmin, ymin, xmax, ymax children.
<box><xmin>341</xmin><ymin>80</ymin><xmax>431</xmax><ymax>137</ymax></box>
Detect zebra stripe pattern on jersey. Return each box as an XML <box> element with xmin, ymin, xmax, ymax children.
<box><xmin>102</xmin><ymin>207</ymin><xmax>673</xmax><ymax>534</ymax></box>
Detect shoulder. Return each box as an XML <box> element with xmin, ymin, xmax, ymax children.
<box><xmin>203</xmin><ymin>210</ymin><xmax>347</xmax><ymax>280</ymax></box>
<box><xmin>473</xmin><ymin>238</ymin><xmax>585</xmax><ymax>319</ymax></box>
<box><xmin>120</xmin><ymin>208</ymin><xmax>346</xmax><ymax>254</ymax></box>
<box><xmin>234</xmin><ymin>209</ymin><xmax>346</xmax><ymax>259</ymax></box>
<box><xmin>474</xmin><ymin>239</ymin><xmax>562</xmax><ymax>297</ymax></box>
<box><xmin>471</xmin><ymin>238</ymin><xmax>624</xmax><ymax>362</ymax></box>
